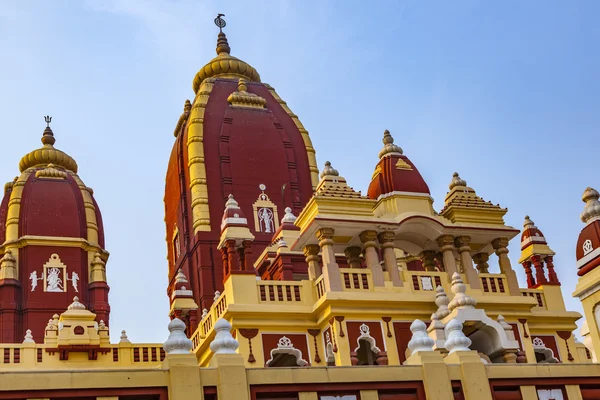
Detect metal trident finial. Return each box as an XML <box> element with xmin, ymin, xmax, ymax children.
<box><xmin>214</xmin><ymin>13</ymin><xmax>226</xmax><ymax>33</ymax></box>
<box><xmin>44</xmin><ymin>116</ymin><xmax>52</xmax><ymax>127</ymax></box>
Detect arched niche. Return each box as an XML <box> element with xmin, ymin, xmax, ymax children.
<box><xmin>532</xmin><ymin>337</ymin><xmax>559</xmax><ymax>364</ymax></box>
<box><xmin>444</xmin><ymin>309</ymin><xmax>519</xmax><ymax>363</ymax></box>
<box><xmin>265</xmin><ymin>336</ymin><xmax>308</xmax><ymax>367</ymax></box>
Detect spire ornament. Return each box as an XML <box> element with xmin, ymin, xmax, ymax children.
<box><xmin>320</xmin><ymin>161</ymin><xmax>339</xmax><ymax>179</ymax></box>
<box><xmin>214</xmin><ymin>14</ymin><xmax>231</xmax><ymax>55</ymax></box>
<box><xmin>377</xmin><ymin>130</ymin><xmax>403</xmax><ymax>159</ymax></box>
<box><xmin>448</xmin><ymin>172</ymin><xmax>467</xmax><ymax>190</ymax></box>
<box><xmin>581</xmin><ymin>187</ymin><xmax>600</xmax><ymax>224</ymax></box>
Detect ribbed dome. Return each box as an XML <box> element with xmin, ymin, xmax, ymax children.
<box><xmin>192</xmin><ymin>32</ymin><xmax>261</xmax><ymax>94</ymax></box>
<box><xmin>19</xmin><ymin>124</ymin><xmax>78</xmax><ymax>173</ymax></box>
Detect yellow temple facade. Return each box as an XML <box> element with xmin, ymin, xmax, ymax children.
<box><xmin>1</xmin><ymin>14</ymin><xmax>600</xmax><ymax>400</ymax></box>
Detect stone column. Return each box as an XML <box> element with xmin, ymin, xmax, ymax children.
<box><xmin>421</xmin><ymin>250</ymin><xmax>437</xmax><ymax>272</ymax></box>
<box><xmin>454</xmin><ymin>236</ymin><xmax>480</xmax><ymax>289</ymax></box>
<box><xmin>492</xmin><ymin>238</ymin><xmax>521</xmax><ymax>295</ymax></box>
<box><xmin>472</xmin><ymin>253</ymin><xmax>490</xmax><ymax>273</ymax></box>
<box><xmin>544</xmin><ymin>256</ymin><xmax>560</xmax><ymax>285</ymax></box>
<box><xmin>360</xmin><ymin>230</ymin><xmax>385</xmax><ymax>287</ymax></box>
<box><xmin>378</xmin><ymin>231</ymin><xmax>403</xmax><ymax>287</ymax></box>
<box><xmin>316</xmin><ymin>228</ymin><xmax>342</xmax><ymax>291</ymax></box>
<box><xmin>344</xmin><ymin>246</ymin><xmax>362</xmax><ymax>269</ymax></box>
<box><xmin>227</xmin><ymin>240</ymin><xmax>239</xmax><ymax>273</ymax></box>
<box><xmin>241</xmin><ymin>240</ymin><xmax>252</xmax><ymax>272</ymax></box>
<box><xmin>437</xmin><ymin>235</ymin><xmax>458</xmax><ymax>277</ymax></box>
<box><xmin>521</xmin><ymin>261</ymin><xmax>536</xmax><ymax>288</ymax></box>
<box><xmin>531</xmin><ymin>255</ymin><xmax>547</xmax><ymax>286</ymax></box>
<box><xmin>303</xmin><ymin>244</ymin><xmax>322</xmax><ymax>280</ymax></box>
<box><xmin>220</xmin><ymin>248</ymin><xmax>229</xmax><ymax>277</ymax></box>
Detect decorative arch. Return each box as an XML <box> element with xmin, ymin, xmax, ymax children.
<box><xmin>532</xmin><ymin>337</ymin><xmax>559</xmax><ymax>363</ymax></box>
<box><xmin>265</xmin><ymin>336</ymin><xmax>308</xmax><ymax>367</ymax></box>
<box><xmin>353</xmin><ymin>323</ymin><xmax>381</xmax><ymax>354</ymax></box>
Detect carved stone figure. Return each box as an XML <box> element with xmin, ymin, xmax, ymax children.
<box><xmin>258</xmin><ymin>207</ymin><xmax>274</xmax><ymax>233</ymax></box>
<box><xmin>46</xmin><ymin>267</ymin><xmax>64</xmax><ymax>292</ymax></box>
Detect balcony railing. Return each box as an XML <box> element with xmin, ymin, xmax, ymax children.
<box><xmin>479</xmin><ymin>273</ymin><xmax>508</xmax><ymax>294</ymax></box>
<box><xmin>407</xmin><ymin>271</ymin><xmax>446</xmax><ymax>292</ymax></box>
<box><xmin>258</xmin><ymin>281</ymin><xmax>303</xmax><ymax>303</ymax></box>
<box><xmin>520</xmin><ymin>288</ymin><xmax>546</xmax><ymax>309</ymax></box>
<box><xmin>341</xmin><ymin>269</ymin><xmax>373</xmax><ymax>291</ymax></box>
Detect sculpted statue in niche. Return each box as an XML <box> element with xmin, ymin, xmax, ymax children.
<box><xmin>46</xmin><ymin>267</ymin><xmax>64</xmax><ymax>292</ymax></box>
<box><xmin>42</xmin><ymin>254</ymin><xmax>68</xmax><ymax>293</ymax></box>
<box><xmin>258</xmin><ymin>207</ymin><xmax>274</xmax><ymax>233</ymax></box>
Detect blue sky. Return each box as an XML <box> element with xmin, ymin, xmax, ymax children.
<box><xmin>1</xmin><ymin>1</ymin><xmax>598</xmax><ymax>342</ymax></box>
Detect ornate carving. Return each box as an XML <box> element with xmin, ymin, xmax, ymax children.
<box><xmin>227</xmin><ymin>79</ymin><xmax>267</xmax><ymax>109</ymax></box>
<box><xmin>35</xmin><ymin>163</ymin><xmax>67</xmax><ymax>179</ymax></box>
<box><xmin>382</xmin><ymin>317</ymin><xmax>392</xmax><ymax>338</ymax></box>
<box><xmin>265</xmin><ymin>336</ymin><xmax>308</xmax><ymax>367</ymax></box>
<box><xmin>239</xmin><ymin>329</ymin><xmax>259</xmax><ymax>363</ymax></box>
<box><xmin>334</xmin><ymin>316</ymin><xmax>345</xmax><ymax>337</ymax></box>
<box><xmin>307</xmin><ymin>329</ymin><xmax>321</xmax><ymax>363</ymax></box>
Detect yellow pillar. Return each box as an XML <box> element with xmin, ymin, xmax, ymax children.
<box><xmin>444</xmin><ymin>351</ymin><xmax>492</xmax><ymax>400</ymax></box>
<box><xmin>437</xmin><ymin>235</ymin><xmax>458</xmax><ymax>278</ymax></box>
<box><xmin>492</xmin><ymin>238</ymin><xmax>520</xmax><ymax>295</ymax></box>
<box><xmin>520</xmin><ymin>386</ymin><xmax>537</xmax><ymax>400</ymax></box>
<box><xmin>378</xmin><ymin>231</ymin><xmax>403</xmax><ymax>287</ymax></box>
<box><xmin>360</xmin><ymin>230</ymin><xmax>384</xmax><ymax>287</ymax></box>
<box><xmin>454</xmin><ymin>236</ymin><xmax>480</xmax><ymax>289</ymax></box>
<box><xmin>163</xmin><ymin>353</ymin><xmax>204</xmax><ymax>400</ymax></box>
<box><xmin>333</xmin><ymin>319</ymin><xmax>352</xmax><ymax>366</ymax></box>
<box><xmin>303</xmin><ymin>245</ymin><xmax>322</xmax><ymax>280</ymax></box>
<box><xmin>210</xmin><ymin>353</ymin><xmax>250</xmax><ymax>400</ymax></box>
<box><xmin>565</xmin><ymin>385</ymin><xmax>583</xmax><ymax>400</ymax></box>
<box><xmin>317</xmin><ymin>228</ymin><xmax>342</xmax><ymax>291</ymax></box>
<box><xmin>405</xmin><ymin>351</ymin><xmax>453</xmax><ymax>400</ymax></box>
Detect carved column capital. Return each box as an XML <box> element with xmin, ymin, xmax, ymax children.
<box><xmin>377</xmin><ymin>231</ymin><xmax>396</xmax><ymax>247</ymax></box>
<box><xmin>454</xmin><ymin>236</ymin><xmax>471</xmax><ymax>251</ymax></box>
<box><xmin>303</xmin><ymin>244</ymin><xmax>320</xmax><ymax>258</ymax></box>
<box><xmin>359</xmin><ymin>230</ymin><xmax>379</xmax><ymax>247</ymax></box>
<box><xmin>472</xmin><ymin>252</ymin><xmax>490</xmax><ymax>273</ymax></box>
<box><xmin>420</xmin><ymin>250</ymin><xmax>437</xmax><ymax>271</ymax></box>
<box><xmin>316</xmin><ymin>227</ymin><xmax>335</xmax><ymax>246</ymax></box>
<box><xmin>437</xmin><ymin>234</ymin><xmax>455</xmax><ymax>249</ymax></box>
<box><xmin>344</xmin><ymin>246</ymin><xmax>362</xmax><ymax>266</ymax></box>
<box><xmin>492</xmin><ymin>237</ymin><xmax>510</xmax><ymax>251</ymax></box>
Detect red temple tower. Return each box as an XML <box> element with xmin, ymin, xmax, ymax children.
<box><xmin>0</xmin><ymin>118</ymin><xmax>109</xmax><ymax>342</ymax></box>
<box><xmin>164</xmin><ymin>19</ymin><xmax>319</xmax><ymax>329</ymax></box>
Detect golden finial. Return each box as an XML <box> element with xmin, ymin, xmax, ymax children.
<box><xmin>378</xmin><ymin>129</ymin><xmax>403</xmax><ymax>158</ymax></box>
<box><xmin>41</xmin><ymin>115</ymin><xmax>55</xmax><ymax>146</ymax></box>
<box><xmin>214</xmin><ymin>14</ymin><xmax>231</xmax><ymax>54</ymax></box>
<box><xmin>237</xmin><ymin>78</ymin><xmax>248</xmax><ymax>92</ymax></box>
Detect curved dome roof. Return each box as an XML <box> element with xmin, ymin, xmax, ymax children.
<box><xmin>192</xmin><ymin>32</ymin><xmax>261</xmax><ymax>94</ymax></box>
<box><xmin>367</xmin><ymin>130</ymin><xmax>430</xmax><ymax>199</ymax></box>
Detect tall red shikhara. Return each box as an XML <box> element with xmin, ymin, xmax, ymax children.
<box><xmin>164</xmin><ymin>28</ymin><xmax>316</xmax><ymax>331</ymax></box>
<box><xmin>0</xmin><ymin>120</ymin><xmax>110</xmax><ymax>343</ymax></box>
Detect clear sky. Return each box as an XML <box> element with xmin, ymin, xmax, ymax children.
<box><xmin>1</xmin><ymin>1</ymin><xmax>598</xmax><ymax>343</ymax></box>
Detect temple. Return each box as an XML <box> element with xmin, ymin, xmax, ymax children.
<box><xmin>0</xmin><ymin>14</ymin><xmax>599</xmax><ymax>400</ymax></box>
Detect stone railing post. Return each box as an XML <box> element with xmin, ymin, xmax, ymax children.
<box><xmin>316</xmin><ymin>228</ymin><xmax>342</xmax><ymax>291</ymax></box>
<box><xmin>492</xmin><ymin>238</ymin><xmax>520</xmax><ymax>295</ymax></box>
<box><xmin>378</xmin><ymin>231</ymin><xmax>403</xmax><ymax>287</ymax></box>
<box><xmin>360</xmin><ymin>230</ymin><xmax>384</xmax><ymax>287</ymax></box>
<box><xmin>437</xmin><ymin>235</ymin><xmax>458</xmax><ymax>277</ymax></box>
<box><xmin>454</xmin><ymin>236</ymin><xmax>480</xmax><ymax>289</ymax></box>
<box><xmin>303</xmin><ymin>244</ymin><xmax>322</xmax><ymax>280</ymax></box>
